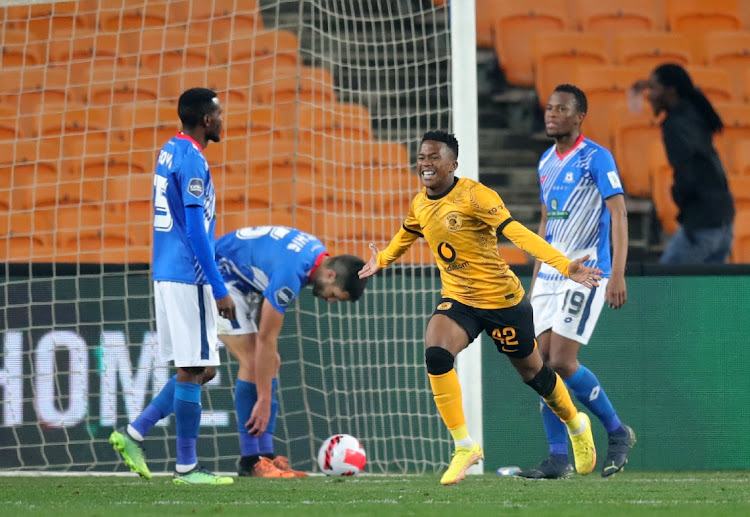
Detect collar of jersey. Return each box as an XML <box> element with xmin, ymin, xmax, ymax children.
<box><xmin>426</xmin><ymin>177</ymin><xmax>459</xmax><ymax>200</ymax></box>
<box><xmin>175</xmin><ymin>132</ymin><xmax>203</xmax><ymax>151</ymax></box>
<box><xmin>308</xmin><ymin>251</ymin><xmax>330</xmax><ymax>280</ymax></box>
<box><xmin>555</xmin><ymin>134</ymin><xmax>584</xmax><ymax>160</ymax></box>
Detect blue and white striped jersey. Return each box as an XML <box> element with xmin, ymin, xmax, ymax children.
<box><xmin>152</xmin><ymin>133</ymin><xmax>217</xmax><ymax>285</ymax></box>
<box><xmin>537</xmin><ymin>135</ymin><xmax>624</xmax><ymax>281</ymax></box>
<box><xmin>215</xmin><ymin>226</ymin><xmax>328</xmax><ymax>314</ymax></box>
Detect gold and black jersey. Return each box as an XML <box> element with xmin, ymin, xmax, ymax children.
<box><xmin>377</xmin><ymin>177</ymin><xmax>573</xmax><ymax>309</ymax></box>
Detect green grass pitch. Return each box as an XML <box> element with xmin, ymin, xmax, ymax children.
<box><xmin>1</xmin><ymin>472</ymin><xmax>748</xmax><ymax>516</ymax></box>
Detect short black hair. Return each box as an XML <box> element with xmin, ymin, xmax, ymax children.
<box><xmin>178</xmin><ymin>88</ymin><xmax>219</xmax><ymax>129</ymax></box>
<box><xmin>421</xmin><ymin>130</ymin><xmax>459</xmax><ymax>159</ymax></box>
<box><xmin>553</xmin><ymin>84</ymin><xmax>588</xmax><ymax>114</ymax></box>
<box><xmin>329</xmin><ymin>254</ymin><xmax>368</xmax><ymax>301</ymax></box>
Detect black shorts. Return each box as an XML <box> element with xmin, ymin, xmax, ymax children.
<box><xmin>432</xmin><ymin>297</ymin><xmax>537</xmax><ymax>358</ymax></box>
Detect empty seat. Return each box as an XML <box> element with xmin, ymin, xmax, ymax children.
<box><xmin>46</xmin><ymin>29</ymin><xmax>122</xmax><ymax>75</ymax></box>
<box><xmin>704</xmin><ymin>31</ymin><xmax>750</xmax><ymax>101</ymax></box>
<box><xmin>119</xmin><ymin>26</ymin><xmax>213</xmax><ymax>74</ymax></box>
<box><xmin>611</xmin><ymin>102</ymin><xmax>662</xmax><ymax>197</ymax></box>
<box><xmin>648</xmin><ymin>142</ymin><xmax>679</xmax><ymax>235</ymax></box>
<box><xmin>666</xmin><ymin>0</ymin><xmax>742</xmax><ymax>34</ymax></box>
<box><xmin>475</xmin><ymin>0</ymin><xmax>498</xmax><ymax>48</ymax></box>
<box><xmin>713</xmin><ymin>102</ymin><xmax>750</xmax><ymax>175</ymax></box>
<box><xmin>728</xmin><ymin>176</ymin><xmax>750</xmax><ymax>212</ymax></box>
<box><xmin>296</xmin><ymin>102</ymin><xmax>372</xmax><ymax>145</ymax></box>
<box><xmin>253</xmin><ymin>65</ymin><xmax>336</xmax><ymax>105</ymax></box>
<box><xmin>0</xmin><ymin>104</ymin><xmax>23</xmax><ymax>139</ymax></box>
<box><xmin>685</xmin><ymin>66</ymin><xmax>735</xmax><ymax>104</ymax></box>
<box><xmin>81</xmin><ymin>66</ymin><xmax>162</xmax><ymax>106</ymax></box>
<box><xmin>97</xmin><ymin>1</ymin><xmax>169</xmax><ymax>31</ymax></box>
<box><xmin>214</xmin><ymin>29</ymin><xmax>299</xmax><ymax>80</ymax></box>
<box><xmin>614</xmin><ymin>31</ymin><xmax>693</xmax><ymax>68</ymax></box>
<box><xmin>8</xmin><ymin>1</ymin><xmax>96</xmax><ymax>39</ymax></box>
<box><xmin>575</xmin><ymin>0</ymin><xmax>659</xmax><ymax>55</ymax></box>
<box><xmin>492</xmin><ymin>0</ymin><xmax>569</xmax><ymax>87</ymax></box>
<box><xmin>732</xmin><ymin>139</ymin><xmax>750</xmax><ymax>177</ymax></box>
<box><xmin>0</xmin><ymin>211</ymin><xmax>53</xmax><ymax>261</ymax></box>
<box><xmin>730</xmin><ymin>210</ymin><xmax>750</xmax><ymax>263</ymax></box>
<box><xmin>0</xmin><ymin>29</ymin><xmax>46</xmax><ymax>67</ymax></box>
<box><xmin>163</xmin><ymin>67</ymin><xmax>252</xmax><ymax>105</ymax></box>
<box><xmin>0</xmin><ymin>67</ymin><xmax>72</xmax><ymax>109</ymax></box>
<box><xmin>573</xmin><ymin>65</ymin><xmax>647</xmax><ymax>147</ymax></box>
<box><xmin>119</xmin><ymin>102</ymin><xmax>181</xmax><ymax>152</ymax></box>
<box><xmin>533</xmin><ymin>32</ymin><xmax>609</xmax><ymax>105</ymax></box>
<box><xmin>31</xmin><ymin>103</ymin><xmax>116</xmax><ymax>137</ymax></box>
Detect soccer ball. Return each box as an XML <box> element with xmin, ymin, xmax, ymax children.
<box><xmin>317</xmin><ymin>434</ymin><xmax>367</xmax><ymax>476</ymax></box>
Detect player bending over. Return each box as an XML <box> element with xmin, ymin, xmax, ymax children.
<box><xmin>111</xmin><ymin>226</ymin><xmax>368</xmax><ymax>479</ymax></box>
<box><xmin>358</xmin><ymin>130</ymin><xmax>600</xmax><ymax>486</ymax></box>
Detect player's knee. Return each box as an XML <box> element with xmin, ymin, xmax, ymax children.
<box><xmin>202</xmin><ymin>366</ymin><xmax>217</xmax><ymax>385</ymax></box>
<box><xmin>525</xmin><ymin>364</ymin><xmax>557</xmax><ymax>397</ymax></box>
<box><xmin>546</xmin><ymin>356</ymin><xmax>577</xmax><ymax>378</ymax></box>
<box><xmin>425</xmin><ymin>346</ymin><xmax>455</xmax><ymax>375</ymax></box>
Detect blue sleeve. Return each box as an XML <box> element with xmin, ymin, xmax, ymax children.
<box><xmin>263</xmin><ymin>269</ymin><xmax>305</xmax><ymax>314</ymax></box>
<box><xmin>590</xmin><ymin>148</ymin><xmax>624</xmax><ymax>200</ymax></box>
<box><xmin>185</xmin><ymin>206</ymin><xmax>228</xmax><ymax>299</ymax></box>
<box><xmin>179</xmin><ymin>152</ymin><xmax>208</xmax><ymax>207</ymax></box>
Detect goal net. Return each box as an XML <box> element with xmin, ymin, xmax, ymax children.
<box><xmin>0</xmin><ymin>0</ymin><xmax>456</xmax><ymax>474</ymax></box>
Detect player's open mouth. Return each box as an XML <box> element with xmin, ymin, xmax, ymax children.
<box><xmin>421</xmin><ymin>170</ymin><xmax>436</xmax><ymax>178</ymax></box>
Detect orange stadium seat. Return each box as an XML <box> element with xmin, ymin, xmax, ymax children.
<box><xmin>533</xmin><ymin>32</ymin><xmax>609</xmax><ymax>105</ymax></box>
<box><xmin>119</xmin><ymin>26</ymin><xmax>213</xmax><ymax>74</ymax></box>
<box><xmin>573</xmin><ymin>65</ymin><xmax>647</xmax><ymax>147</ymax></box>
<box><xmin>0</xmin><ymin>211</ymin><xmax>53</xmax><ymax>261</ymax></box>
<box><xmin>96</xmin><ymin>0</ymin><xmax>169</xmax><ymax>31</ymax></box>
<box><xmin>713</xmin><ymin>102</ymin><xmax>750</xmax><ymax>176</ymax></box>
<box><xmin>170</xmin><ymin>0</ymin><xmax>262</xmax><ymax>38</ymax></box>
<box><xmin>105</xmin><ymin>174</ymin><xmax>152</xmax><ymax>211</ymax></box>
<box><xmin>253</xmin><ymin>65</ymin><xmax>336</xmax><ymax>105</ymax></box>
<box><xmin>728</xmin><ymin>176</ymin><xmax>750</xmax><ymax>212</ymax></box>
<box><xmin>611</xmin><ymin>102</ymin><xmax>662</xmax><ymax>197</ymax></box>
<box><xmin>32</xmin><ymin>103</ymin><xmax>115</xmax><ymax>137</ymax></box>
<box><xmin>730</xmin><ymin>210</ymin><xmax>750</xmax><ymax>263</ymax></box>
<box><xmin>214</xmin><ymin>29</ymin><xmax>300</xmax><ymax>80</ymax></box>
<box><xmin>0</xmin><ymin>104</ymin><xmax>23</xmax><ymax>139</ymax></box>
<box><xmin>81</xmin><ymin>66</ymin><xmax>162</xmax><ymax>106</ymax></box>
<box><xmin>46</xmin><ymin>29</ymin><xmax>122</xmax><ymax>75</ymax></box>
<box><xmin>733</xmin><ymin>140</ymin><xmax>750</xmax><ymax>177</ymax></box>
<box><xmin>0</xmin><ymin>67</ymin><xmax>72</xmax><ymax>109</ymax></box>
<box><xmin>666</xmin><ymin>0</ymin><xmax>743</xmax><ymax>60</ymax></box>
<box><xmin>163</xmin><ymin>67</ymin><xmax>252</xmax><ymax>105</ymax></box>
<box><xmin>685</xmin><ymin>66</ymin><xmax>735</xmax><ymax>104</ymax></box>
<box><xmin>704</xmin><ymin>31</ymin><xmax>750</xmax><ymax>101</ymax></box>
<box><xmin>296</xmin><ymin>102</ymin><xmax>372</xmax><ymax>147</ymax></box>
<box><xmin>614</xmin><ymin>31</ymin><xmax>693</xmax><ymax>68</ymax></box>
<box><xmin>648</xmin><ymin>142</ymin><xmax>679</xmax><ymax>235</ymax></box>
<box><xmin>119</xmin><ymin>102</ymin><xmax>181</xmax><ymax>153</ymax></box>
<box><xmin>575</xmin><ymin>0</ymin><xmax>659</xmax><ymax>56</ymax></box>
<box><xmin>0</xmin><ymin>29</ymin><xmax>46</xmax><ymax>67</ymax></box>
<box><xmin>7</xmin><ymin>1</ymin><xmax>96</xmax><ymax>39</ymax></box>
<box><xmin>492</xmin><ymin>0</ymin><xmax>570</xmax><ymax>87</ymax></box>
<box><xmin>475</xmin><ymin>0</ymin><xmax>498</xmax><ymax>48</ymax></box>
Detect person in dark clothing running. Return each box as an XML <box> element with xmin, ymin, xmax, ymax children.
<box><xmin>632</xmin><ymin>63</ymin><xmax>735</xmax><ymax>264</ymax></box>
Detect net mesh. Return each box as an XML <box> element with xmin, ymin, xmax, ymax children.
<box><xmin>0</xmin><ymin>0</ymin><xmax>454</xmax><ymax>473</ymax></box>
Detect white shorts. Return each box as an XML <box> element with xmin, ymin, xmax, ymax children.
<box><xmin>530</xmin><ymin>277</ymin><xmax>609</xmax><ymax>345</ymax></box>
<box><xmin>216</xmin><ymin>284</ymin><xmax>263</xmax><ymax>336</ymax></box>
<box><xmin>154</xmin><ymin>281</ymin><xmax>220</xmax><ymax>367</ymax></box>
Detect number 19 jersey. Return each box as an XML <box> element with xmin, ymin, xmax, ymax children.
<box><xmin>537</xmin><ymin>135</ymin><xmax>624</xmax><ymax>281</ymax></box>
<box><xmin>152</xmin><ymin>133</ymin><xmax>217</xmax><ymax>285</ymax></box>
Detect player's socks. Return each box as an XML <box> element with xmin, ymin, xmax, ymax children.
<box><xmin>428</xmin><ymin>369</ymin><xmax>469</xmax><ymax>443</ymax></box>
<box><xmin>130</xmin><ymin>374</ymin><xmax>177</xmax><ymax>440</ymax></box>
<box><xmin>174</xmin><ymin>381</ymin><xmax>201</xmax><ymax>473</ymax></box>
<box><xmin>566</xmin><ymin>365</ymin><xmax>624</xmax><ymax>434</ymax></box>
<box><xmin>541</xmin><ymin>401</ymin><xmax>569</xmax><ymax>457</ymax></box>
<box><xmin>258</xmin><ymin>378</ymin><xmax>279</xmax><ymax>456</ymax></box>
<box><xmin>235</xmin><ymin>379</ymin><xmax>260</xmax><ymax>457</ymax></box>
<box><xmin>540</xmin><ymin>371</ymin><xmax>577</xmax><ymax>424</ymax></box>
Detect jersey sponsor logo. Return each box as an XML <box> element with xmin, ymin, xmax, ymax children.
<box><xmin>443</xmin><ymin>212</ymin><xmax>463</xmax><ymax>231</ymax></box>
<box><xmin>564</xmin><ymin>171</ymin><xmax>575</xmax><ymax>183</ymax></box>
<box><xmin>607</xmin><ymin>170</ymin><xmax>622</xmax><ymax>189</ymax></box>
<box><xmin>187</xmin><ymin>178</ymin><xmax>205</xmax><ymax>198</ymax></box>
<box><xmin>445</xmin><ymin>261</ymin><xmax>469</xmax><ymax>272</ymax></box>
<box><xmin>436</xmin><ymin>301</ymin><xmax>452</xmax><ymax>310</ymax></box>
<box><xmin>274</xmin><ymin>286</ymin><xmax>295</xmax><ymax>307</ymax></box>
<box><xmin>437</xmin><ymin>242</ymin><xmax>457</xmax><ymax>263</ymax></box>
<box><xmin>547</xmin><ymin>198</ymin><xmax>570</xmax><ymax>220</ymax></box>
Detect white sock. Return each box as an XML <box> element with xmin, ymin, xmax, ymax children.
<box><xmin>566</xmin><ymin>414</ymin><xmax>588</xmax><ymax>435</ymax></box>
<box><xmin>175</xmin><ymin>462</ymin><xmax>197</xmax><ymax>473</ymax></box>
<box><xmin>126</xmin><ymin>424</ymin><xmax>144</xmax><ymax>442</ymax></box>
<box><xmin>455</xmin><ymin>437</ymin><xmax>473</xmax><ymax>448</ymax></box>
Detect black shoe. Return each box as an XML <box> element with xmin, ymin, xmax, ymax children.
<box><xmin>601</xmin><ymin>425</ymin><xmax>636</xmax><ymax>478</ymax></box>
<box><xmin>517</xmin><ymin>455</ymin><xmax>574</xmax><ymax>479</ymax></box>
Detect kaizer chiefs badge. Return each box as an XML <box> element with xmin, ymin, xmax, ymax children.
<box><xmin>444</xmin><ymin>212</ymin><xmax>463</xmax><ymax>231</ymax></box>
<box><xmin>437</xmin><ymin>301</ymin><xmax>453</xmax><ymax>310</ymax></box>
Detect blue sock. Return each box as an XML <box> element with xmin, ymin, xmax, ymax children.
<box><xmin>541</xmin><ymin>398</ymin><xmax>569</xmax><ymax>457</ymax></box>
<box><xmin>235</xmin><ymin>380</ymin><xmax>259</xmax><ymax>457</ymax></box>
<box><xmin>566</xmin><ymin>365</ymin><xmax>623</xmax><ymax>434</ymax></box>
<box><xmin>131</xmin><ymin>374</ymin><xmax>177</xmax><ymax>438</ymax></box>
<box><xmin>174</xmin><ymin>382</ymin><xmax>202</xmax><ymax>469</ymax></box>
<box><xmin>259</xmin><ymin>378</ymin><xmax>278</xmax><ymax>455</ymax></box>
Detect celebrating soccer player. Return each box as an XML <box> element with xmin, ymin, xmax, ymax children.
<box><xmin>517</xmin><ymin>84</ymin><xmax>635</xmax><ymax>480</ymax></box>
<box><xmin>110</xmin><ymin>88</ymin><xmax>236</xmax><ymax>485</ymax></box>
<box><xmin>358</xmin><ymin>130</ymin><xmax>601</xmax><ymax>485</ymax></box>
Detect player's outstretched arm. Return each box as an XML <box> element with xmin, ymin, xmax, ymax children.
<box><xmin>358</xmin><ymin>243</ymin><xmax>382</xmax><ymax>279</ymax></box>
<box><xmin>567</xmin><ymin>254</ymin><xmax>603</xmax><ymax>289</ymax></box>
